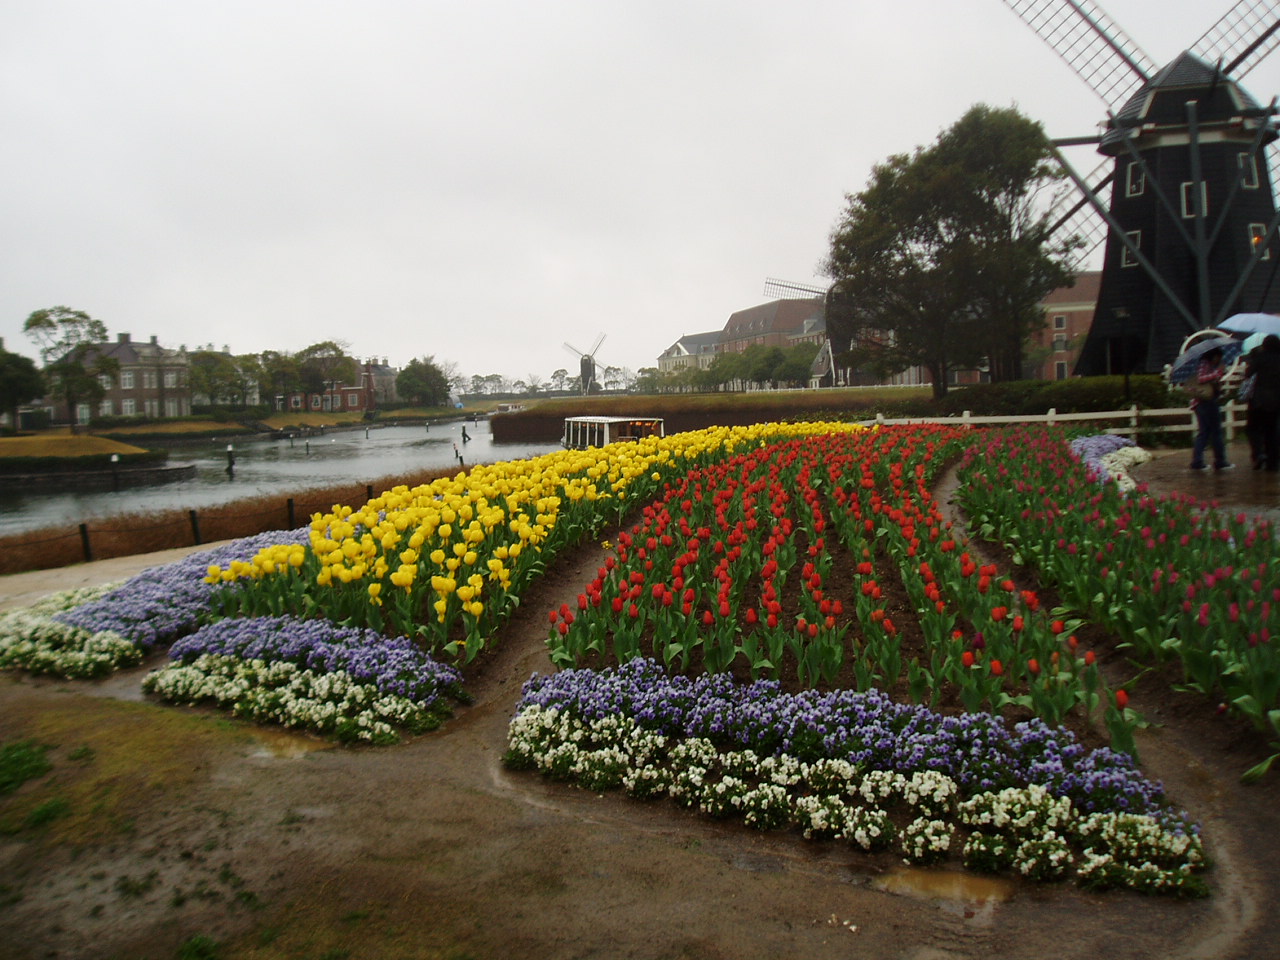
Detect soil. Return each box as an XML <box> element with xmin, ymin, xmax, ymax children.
<box><xmin>1</xmin><ymin>437</ymin><xmax>1278</xmax><ymax>960</ymax></box>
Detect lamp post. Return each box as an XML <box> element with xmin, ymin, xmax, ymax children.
<box><xmin>225</xmin><ymin>444</ymin><xmax>235</xmax><ymax>477</ymax></box>
<box><xmin>110</xmin><ymin>453</ymin><xmax>120</xmax><ymax>492</ymax></box>
<box><xmin>1114</xmin><ymin>307</ymin><xmax>1131</xmax><ymax>403</ymax></box>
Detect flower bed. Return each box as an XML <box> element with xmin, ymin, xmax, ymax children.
<box><xmin>545</xmin><ymin>425</ymin><xmax>1128</xmax><ymax>743</ymax></box>
<box><xmin>959</xmin><ymin>426</ymin><xmax>1280</xmax><ymax>779</ymax></box>
<box><xmin>144</xmin><ymin>615</ymin><xmax>465</xmax><ymax>743</ymax></box>
<box><xmin>504</xmin><ymin>660</ymin><xmax>1206</xmax><ymax>895</ymax></box>
<box><xmin>209</xmin><ymin>422</ymin><xmax>866</xmax><ymax>663</ymax></box>
<box><xmin>0</xmin><ymin>530</ymin><xmax>308</xmax><ymax>678</ymax></box>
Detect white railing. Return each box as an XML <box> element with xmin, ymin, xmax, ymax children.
<box><xmin>864</xmin><ymin>402</ymin><xmax>1246</xmax><ymax>441</ymax></box>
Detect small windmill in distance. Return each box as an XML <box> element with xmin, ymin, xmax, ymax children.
<box><xmin>564</xmin><ymin>333</ymin><xmax>606</xmax><ymax>394</ymax></box>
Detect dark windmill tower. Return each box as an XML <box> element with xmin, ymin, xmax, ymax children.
<box><xmin>564</xmin><ymin>334</ymin><xmax>606</xmax><ymax>394</ymax></box>
<box><xmin>1003</xmin><ymin>0</ymin><xmax>1280</xmax><ymax>375</ymax></box>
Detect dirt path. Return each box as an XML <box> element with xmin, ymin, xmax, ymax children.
<box><xmin>1</xmin><ymin>451</ymin><xmax>1278</xmax><ymax>959</ymax></box>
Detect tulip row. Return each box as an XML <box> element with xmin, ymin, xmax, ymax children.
<box><xmin>958</xmin><ymin>426</ymin><xmax>1280</xmax><ymax>779</ymax></box>
<box><xmin>204</xmin><ymin>421</ymin><xmax>865</xmax><ymax>663</ymax></box>
<box><xmin>546</xmin><ymin>425</ymin><xmax>1130</xmax><ymax>746</ymax></box>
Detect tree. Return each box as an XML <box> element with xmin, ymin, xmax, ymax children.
<box><xmin>230</xmin><ymin>354</ymin><xmax>264</xmax><ymax>407</ymax></box>
<box><xmin>259</xmin><ymin>350</ymin><xmax>302</xmax><ymax>406</ymax></box>
<box><xmin>825</xmin><ymin>105</ymin><xmax>1077</xmax><ymax>397</ymax></box>
<box><xmin>0</xmin><ymin>348</ymin><xmax>45</xmax><ymax>430</ymax></box>
<box><xmin>549</xmin><ymin>368</ymin><xmax>569</xmax><ymax>392</ymax></box>
<box><xmin>295</xmin><ymin>341</ymin><xmax>357</xmax><ymax>395</ymax></box>
<box><xmin>188</xmin><ymin>350</ymin><xmax>241</xmax><ymax>405</ymax></box>
<box><xmin>775</xmin><ymin>343</ymin><xmax>819</xmax><ymax>386</ymax></box>
<box><xmin>397</xmin><ymin>356</ymin><xmax>451</xmax><ymax>407</ymax></box>
<box><xmin>23</xmin><ymin>306</ymin><xmax>117</xmax><ymax>426</ymax></box>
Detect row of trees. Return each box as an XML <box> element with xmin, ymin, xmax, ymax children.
<box><xmin>634</xmin><ymin>342</ymin><xmax>820</xmax><ymax>394</ymax></box>
<box><xmin>824</xmin><ymin>105</ymin><xmax>1078</xmax><ymax>398</ymax></box>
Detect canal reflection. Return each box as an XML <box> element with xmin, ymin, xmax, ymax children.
<box><xmin>2</xmin><ymin>421</ymin><xmax>559</xmax><ymax>537</ymax></box>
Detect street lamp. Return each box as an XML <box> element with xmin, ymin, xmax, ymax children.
<box><xmin>1114</xmin><ymin>307</ymin><xmax>1131</xmax><ymax>403</ymax></box>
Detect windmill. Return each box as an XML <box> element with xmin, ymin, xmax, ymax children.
<box><xmin>761</xmin><ymin>278</ymin><xmax>843</xmax><ymax>385</ymax></box>
<box><xmin>564</xmin><ymin>334</ymin><xmax>606</xmax><ymax>395</ymax></box>
<box><xmin>1001</xmin><ymin>0</ymin><xmax>1280</xmax><ymax>376</ymax></box>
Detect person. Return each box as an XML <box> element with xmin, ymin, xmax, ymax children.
<box><xmin>1246</xmin><ymin>334</ymin><xmax>1280</xmax><ymax>472</ymax></box>
<box><xmin>1241</xmin><ymin>344</ymin><xmax>1263</xmax><ymax>468</ymax></box>
<box><xmin>1189</xmin><ymin>345</ymin><xmax>1233</xmax><ymax>471</ymax></box>
<box><xmin>461</xmin><ymin>425</ymin><xmax>471</xmax><ymax>443</ymax></box>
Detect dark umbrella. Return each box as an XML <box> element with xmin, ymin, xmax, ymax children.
<box><xmin>1167</xmin><ymin>337</ymin><xmax>1244</xmax><ymax>384</ymax></box>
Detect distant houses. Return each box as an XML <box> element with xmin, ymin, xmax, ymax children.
<box><xmin>656</xmin><ymin>272</ymin><xmax>1103</xmax><ymax>390</ymax></box>
<box><xmin>48</xmin><ymin>332</ymin><xmax>193</xmax><ymax>425</ymax></box>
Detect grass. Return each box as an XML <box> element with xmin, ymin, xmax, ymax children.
<box><xmin>0</xmin><ymin>699</ymin><xmax>257</xmax><ymax>844</ymax></box>
<box><xmin>92</xmin><ymin>420</ymin><xmax>251</xmax><ymax>437</ymax></box>
<box><xmin>0</xmin><ymin>739</ymin><xmax>53</xmax><ymax>794</ymax></box>
<box><xmin>0</xmin><ymin>435</ymin><xmax>147</xmax><ymax>457</ymax></box>
<box><xmin>518</xmin><ymin>386</ymin><xmax>932</xmax><ymax>418</ymax></box>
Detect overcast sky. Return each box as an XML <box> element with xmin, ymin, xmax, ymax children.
<box><xmin>2</xmin><ymin>0</ymin><xmax>1276</xmax><ymax>385</ymax></box>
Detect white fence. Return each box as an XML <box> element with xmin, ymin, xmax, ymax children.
<box><xmin>865</xmin><ymin>402</ymin><xmax>1246</xmax><ymax>441</ymax></box>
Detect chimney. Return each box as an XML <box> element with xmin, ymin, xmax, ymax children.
<box><xmin>150</xmin><ymin>335</ymin><xmax>158</xmax><ymax>345</ymax></box>
<box><xmin>118</xmin><ymin>332</ymin><xmax>130</xmax><ymax>343</ymax></box>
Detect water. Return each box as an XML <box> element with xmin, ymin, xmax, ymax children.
<box><xmin>1</xmin><ymin>421</ymin><xmax>561</xmax><ymax>537</ymax></box>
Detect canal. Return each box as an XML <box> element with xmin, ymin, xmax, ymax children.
<box><xmin>1</xmin><ymin>420</ymin><xmax>561</xmax><ymax>537</ymax></box>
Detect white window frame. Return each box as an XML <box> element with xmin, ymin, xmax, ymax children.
<box><xmin>99</xmin><ymin>399</ymin><xmax>112</xmax><ymax>416</ymax></box>
<box><xmin>1239</xmin><ymin>152</ymin><xmax>1260</xmax><ymax>189</ymax></box>
<box><xmin>165</xmin><ymin>398</ymin><xmax>179</xmax><ymax>417</ymax></box>
<box><xmin>1125</xmin><ymin>161</ymin><xmax>1145</xmax><ymax>198</ymax></box>
<box><xmin>1250</xmin><ymin>223</ymin><xmax>1272</xmax><ymax>261</ymax></box>
<box><xmin>1053</xmin><ymin>334</ymin><xmax>1068</xmax><ymax>353</ymax></box>
<box><xmin>1055</xmin><ymin>361</ymin><xmax>1068</xmax><ymax>380</ymax></box>
<box><xmin>122</xmin><ymin>398</ymin><xmax>136</xmax><ymax>416</ymax></box>
<box><xmin>120</xmin><ymin>371</ymin><xmax>134</xmax><ymax>390</ymax></box>
<box><xmin>164</xmin><ymin>371</ymin><xmax>178</xmax><ymax>388</ymax></box>
<box><xmin>1053</xmin><ymin>314</ymin><xmax>1067</xmax><ymax>330</ymax></box>
<box><xmin>1121</xmin><ymin>230</ymin><xmax>1142</xmax><ymax>268</ymax></box>
<box><xmin>1180</xmin><ymin>181</ymin><xmax>1208</xmax><ymax>219</ymax></box>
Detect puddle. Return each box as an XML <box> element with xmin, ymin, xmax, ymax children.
<box><xmin>872</xmin><ymin>867</ymin><xmax>1015</xmax><ymax>903</ymax></box>
<box><xmin>248</xmin><ymin>728</ymin><xmax>335</xmax><ymax>759</ymax></box>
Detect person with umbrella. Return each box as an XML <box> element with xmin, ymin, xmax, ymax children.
<box><xmin>1245</xmin><ymin>334</ymin><xmax>1280</xmax><ymax>472</ymax></box>
<box><xmin>1188</xmin><ymin>345</ymin><xmax>1233</xmax><ymax>471</ymax></box>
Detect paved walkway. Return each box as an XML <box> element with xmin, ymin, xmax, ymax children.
<box><xmin>0</xmin><ymin>540</ymin><xmax>234</xmax><ymax>614</ymax></box>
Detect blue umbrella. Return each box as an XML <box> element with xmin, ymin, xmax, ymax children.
<box><xmin>1167</xmin><ymin>336</ymin><xmax>1244</xmax><ymax>384</ymax></box>
<box><xmin>1243</xmin><ymin>331</ymin><xmax>1268</xmax><ymax>355</ymax></box>
<box><xmin>1218</xmin><ymin>313</ymin><xmax>1280</xmax><ymax>336</ymax></box>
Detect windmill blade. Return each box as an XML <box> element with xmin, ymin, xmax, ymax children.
<box><xmin>564</xmin><ymin>341</ymin><xmax>585</xmax><ymax>357</ymax></box>
<box><xmin>763</xmin><ymin>277</ymin><xmax>828</xmax><ymax>300</ymax></box>
<box><xmin>588</xmin><ymin>333</ymin><xmax>606</xmax><ymax>357</ymax></box>
<box><xmin>1191</xmin><ymin>0</ymin><xmax>1280</xmax><ymax>78</ymax></box>
<box><xmin>1000</xmin><ymin>0</ymin><xmax>1157</xmax><ymax>107</ymax></box>
<box><xmin>1046</xmin><ymin>153</ymin><xmax>1112</xmax><ymax>266</ymax></box>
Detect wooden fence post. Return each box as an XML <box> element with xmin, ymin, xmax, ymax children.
<box><xmin>189</xmin><ymin>509</ymin><xmax>202</xmax><ymax>546</ymax></box>
<box><xmin>79</xmin><ymin>523</ymin><xmax>93</xmax><ymax>563</ymax></box>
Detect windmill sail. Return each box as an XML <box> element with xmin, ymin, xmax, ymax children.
<box><xmin>1004</xmin><ymin>0</ymin><xmax>1280</xmax><ymax>376</ymax></box>
<box><xmin>999</xmin><ymin>0</ymin><xmax>1155</xmax><ymax>106</ymax></box>
<box><xmin>1191</xmin><ymin>1</ymin><xmax>1280</xmax><ymax>79</ymax></box>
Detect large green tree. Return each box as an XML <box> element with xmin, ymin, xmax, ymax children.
<box><xmin>296</xmin><ymin>341</ymin><xmax>357</xmax><ymax>395</ymax></box>
<box><xmin>23</xmin><ymin>306</ymin><xmax>117</xmax><ymax>426</ymax></box>
<box><xmin>397</xmin><ymin>356</ymin><xmax>452</xmax><ymax>406</ymax></box>
<box><xmin>188</xmin><ymin>350</ymin><xmax>241</xmax><ymax>405</ymax></box>
<box><xmin>0</xmin><ymin>348</ymin><xmax>45</xmax><ymax>429</ymax></box>
<box><xmin>825</xmin><ymin>105</ymin><xmax>1077</xmax><ymax>397</ymax></box>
